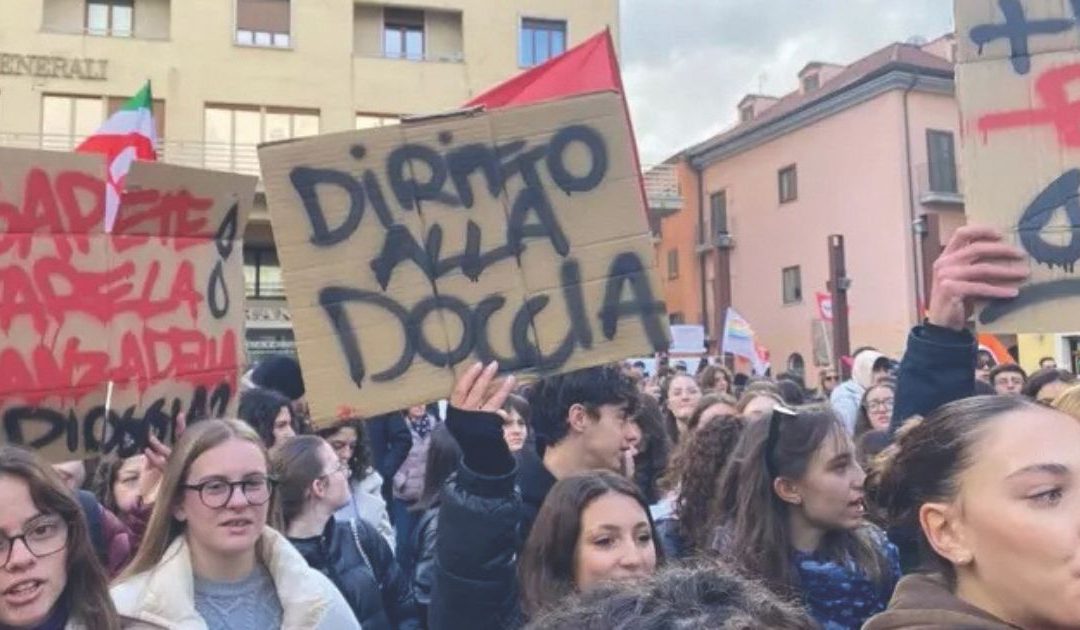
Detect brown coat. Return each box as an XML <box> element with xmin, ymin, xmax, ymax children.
<box><xmin>863</xmin><ymin>573</ymin><xmax>1019</xmax><ymax>630</ymax></box>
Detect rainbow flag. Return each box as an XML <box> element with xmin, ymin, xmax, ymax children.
<box><xmin>721</xmin><ymin>307</ymin><xmax>769</xmax><ymax>375</ymax></box>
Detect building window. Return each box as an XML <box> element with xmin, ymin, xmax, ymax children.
<box><xmin>236</xmin><ymin>0</ymin><xmax>291</xmax><ymax>48</ymax></box>
<box><xmin>384</xmin><ymin>8</ymin><xmax>424</xmax><ymax>60</ymax></box>
<box><xmin>802</xmin><ymin>73</ymin><xmax>820</xmax><ymax>92</ymax></box>
<box><xmin>926</xmin><ymin>129</ymin><xmax>958</xmax><ymax>193</ymax></box>
<box><xmin>739</xmin><ymin>104</ymin><xmax>754</xmax><ymax>123</ymax></box>
<box><xmin>204</xmin><ymin>104</ymin><xmax>318</xmax><ymax>175</ymax></box>
<box><xmin>787</xmin><ymin>352</ymin><xmax>806</xmax><ymax>375</ymax></box>
<box><xmin>244</xmin><ymin>247</ymin><xmax>285</xmax><ymax>298</ymax></box>
<box><xmin>355</xmin><ymin>113</ymin><xmax>400</xmax><ymax>129</ymax></box>
<box><xmin>86</xmin><ymin>0</ymin><xmax>133</xmax><ymax>37</ymax></box>
<box><xmin>41</xmin><ymin>94</ymin><xmax>105</xmax><ymax>151</ymax></box>
<box><xmin>709</xmin><ymin>190</ymin><xmax>728</xmax><ymax>236</ymax></box>
<box><xmin>107</xmin><ymin>95</ymin><xmax>166</xmax><ymax>140</ymax></box>
<box><xmin>667</xmin><ymin>249</ymin><xmax>679</xmax><ymax>280</ymax></box>
<box><xmin>778</xmin><ymin>165</ymin><xmax>798</xmax><ymax>203</ymax></box>
<box><xmin>782</xmin><ymin>265</ymin><xmax>802</xmax><ymax>304</ymax></box>
<box><xmin>42</xmin><ymin>93</ymin><xmax>166</xmax><ymax>151</ymax></box>
<box><xmin>520</xmin><ymin>18</ymin><xmax>566</xmax><ymax>67</ymax></box>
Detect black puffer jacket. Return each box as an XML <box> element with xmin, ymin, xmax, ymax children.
<box><xmin>430</xmin><ymin>407</ymin><xmax>523</xmax><ymax>630</ymax></box>
<box><xmin>290</xmin><ymin>517</ymin><xmax>422</xmax><ymax>630</ymax></box>
<box><xmin>411</xmin><ymin>503</ymin><xmax>439</xmax><ymax>614</ymax></box>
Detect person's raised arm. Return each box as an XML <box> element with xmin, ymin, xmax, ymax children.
<box><xmin>431</xmin><ymin>362</ymin><xmax>522</xmax><ymax>630</ymax></box>
<box><xmin>891</xmin><ymin>226</ymin><xmax>1027</xmax><ymax>433</ymax></box>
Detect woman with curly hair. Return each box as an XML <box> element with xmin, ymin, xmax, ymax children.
<box><xmin>654</xmin><ymin>414</ymin><xmax>745</xmax><ymax>559</ymax></box>
<box><xmin>697</xmin><ymin>364</ymin><xmax>733</xmax><ymax>395</ymax></box>
<box><xmin>317</xmin><ymin>417</ymin><xmax>395</xmax><ymax>550</ymax></box>
<box><xmin>628</xmin><ymin>395</ymin><xmax>671</xmax><ymax>504</ymax></box>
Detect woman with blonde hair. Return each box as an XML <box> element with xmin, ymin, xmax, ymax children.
<box><xmin>1053</xmin><ymin>383</ymin><xmax>1080</xmax><ymax>419</ymax></box>
<box><xmin>111</xmin><ymin>419</ymin><xmax>358</xmax><ymax>630</ymax></box>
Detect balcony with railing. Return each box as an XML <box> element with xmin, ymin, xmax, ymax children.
<box><xmin>1</xmin><ymin>131</ymin><xmax>266</xmax><ymax>190</ymax></box>
<box><xmin>695</xmin><ymin>223</ymin><xmax>734</xmax><ymax>254</ymax></box>
<box><xmin>0</xmin><ymin>131</ymin><xmax>274</xmax><ymax>228</ymax></box>
<box><xmin>643</xmin><ymin>163</ymin><xmax>682</xmax><ymax>216</ymax></box>
<box><xmin>916</xmin><ymin>162</ymin><xmax>964</xmax><ymax>206</ymax></box>
<box><xmin>0</xmin><ymin>131</ymin><xmax>262</xmax><ymax>177</ymax></box>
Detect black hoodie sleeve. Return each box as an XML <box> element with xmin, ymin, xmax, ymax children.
<box><xmin>430</xmin><ymin>406</ymin><xmax>522</xmax><ymax>630</ymax></box>
<box><xmin>890</xmin><ymin>323</ymin><xmax>976</xmax><ymax>435</ymax></box>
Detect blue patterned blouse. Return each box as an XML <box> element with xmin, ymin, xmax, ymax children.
<box><xmin>792</xmin><ymin>529</ymin><xmax>901</xmax><ymax>630</ymax></box>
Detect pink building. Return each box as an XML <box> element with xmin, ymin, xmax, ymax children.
<box><xmin>661</xmin><ymin>37</ymin><xmax>965</xmax><ymax>375</ymax></box>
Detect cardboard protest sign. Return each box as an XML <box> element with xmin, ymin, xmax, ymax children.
<box><xmin>956</xmin><ymin>0</ymin><xmax>1080</xmax><ymax>332</ymax></box>
<box><xmin>258</xmin><ymin>91</ymin><xmax>669</xmax><ymax>425</ymax></box>
<box><xmin>0</xmin><ymin>147</ymin><xmax>255</xmax><ymax>462</ymax></box>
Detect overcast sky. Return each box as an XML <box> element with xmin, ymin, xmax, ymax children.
<box><xmin>620</xmin><ymin>1</ymin><xmax>955</xmax><ymax>165</ymax></box>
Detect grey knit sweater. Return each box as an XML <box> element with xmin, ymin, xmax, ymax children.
<box><xmin>193</xmin><ymin>564</ymin><xmax>284</xmax><ymax>630</ymax></box>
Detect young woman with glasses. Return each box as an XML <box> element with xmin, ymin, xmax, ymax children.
<box><xmin>856</xmin><ymin>382</ymin><xmax>896</xmax><ymax>437</ymax></box>
<box><xmin>272</xmin><ymin>435</ymin><xmax>420</xmax><ymax>630</ymax></box>
<box><xmin>0</xmin><ymin>446</ymin><xmax>124</xmax><ymax>630</ymax></box>
<box><xmin>712</xmin><ymin>405</ymin><xmax>899</xmax><ymax>629</ymax></box>
<box><xmin>111</xmin><ymin>419</ymin><xmax>358</xmax><ymax>630</ymax></box>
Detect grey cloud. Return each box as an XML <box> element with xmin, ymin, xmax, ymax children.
<box><xmin>620</xmin><ymin>0</ymin><xmax>954</xmax><ymax>165</ymax></box>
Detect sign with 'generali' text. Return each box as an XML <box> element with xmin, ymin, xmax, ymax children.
<box><xmin>0</xmin><ymin>52</ymin><xmax>108</xmax><ymax>81</ymax></box>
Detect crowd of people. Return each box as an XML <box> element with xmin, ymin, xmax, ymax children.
<box><xmin>4</xmin><ymin>225</ymin><xmax>1080</xmax><ymax>629</ymax></box>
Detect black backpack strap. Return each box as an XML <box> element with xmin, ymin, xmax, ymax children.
<box><xmin>75</xmin><ymin>490</ymin><xmax>106</xmax><ymax>564</ymax></box>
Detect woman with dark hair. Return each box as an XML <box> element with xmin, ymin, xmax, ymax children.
<box><xmin>1022</xmin><ymin>367</ymin><xmax>1077</xmax><ymax>405</ymax></box>
<box><xmin>865</xmin><ymin>396</ymin><xmax>1080</xmax><ymax>629</ymax></box>
<box><xmin>685</xmin><ymin>393</ymin><xmax>738</xmax><ymax>433</ymax></box>
<box><xmin>501</xmin><ymin>394</ymin><xmax>531</xmax><ymax>453</ymax></box>
<box><xmin>411</xmin><ymin>424</ymin><xmax>462</xmax><ymax>623</ymax></box>
<box><xmin>735</xmin><ymin>389</ymin><xmax>783</xmax><ymax>423</ymax></box>
<box><xmin>237</xmin><ymin>387</ymin><xmax>298</xmax><ymax>448</ymax></box>
<box><xmin>697</xmin><ymin>364</ymin><xmax>733</xmax><ymax>395</ymax></box>
<box><xmin>0</xmin><ymin>446</ymin><xmax>124</xmax><ymax>629</ymax></box>
<box><xmin>661</xmin><ymin>373</ymin><xmax>702</xmax><ymax>444</ymax></box>
<box><xmin>319</xmin><ymin>417</ymin><xmax>395</xmax><ymax>549</ymax></box>
<box><xmin>714</xmin><ymin>405</ymin><xmax>899</xmax><ymax>629</ymax></box>
<box><xmin>525</xmin><ymin>560</ymin><xmax>816</xmax><ymax>630</ymax></box>
<box><xmin>91</xmin><ymin>455</ymin><xmax>145</xmax><ymax>520</ymax></box>
<box><xmin>654</xmin><ymin>414</ymin><xmax>745</xmax><ymax>559</ymax></box>
<box><xmin>628</xmin><ymin>394</ymin><xmax>671</xmax><ymax>504</ymax></box>
<box><xmin>272</xmin><ymin>435</ymin><xmax>420</xmax><ymax>630</ymax></box>
<box><xmin>519</xmin><ymin>470</ymin><xmax>659</xmax><ymax>619</ymax></box>
<box><xmin>855</xmin><ymin>382</ymin><xmax>895</xmax><ymax>437</ymax></box>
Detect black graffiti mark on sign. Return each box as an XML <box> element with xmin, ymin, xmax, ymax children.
<box><xmin>320</xmin><ymin>254</ymin><xmax>669</xmax><ymax>389</ymax></box>
<box><xmin>289</xmin><ymin>124</ymin><xmax>608</xmax><ymax>290</ymax></box>
<box><xmin>1017</xmin><ymin>169</ymin><xmax>1080</xmax><ymax>271</ymax></box>
<box><xmin>980</xmin><ymin>278</ymin><xmax>1080</xmax><ymax>324</ymax></box>
<box><xmin>208</xmin><ymin>202</ymin><xmax>239</xmax><ymax>320</ymax></box>
<box><xmin>981</xmin><ymin>169</ymin><xmax>1080</xmax><ymax>324</ymax></box>
<box><xmin>968</xmin><ymin>0</ymin><xmax>1080</xmax><ymax>75</ymax></box>
<box><xmin>2</xmin><ymin>383</ymin><xmax>231</xmax><ymax>456</ymax></box>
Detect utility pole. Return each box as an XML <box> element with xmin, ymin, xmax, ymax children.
<box><xmin>827</xmin><ymin>234</ymin><xmax>852</xmax><ymax>378</ymax></box>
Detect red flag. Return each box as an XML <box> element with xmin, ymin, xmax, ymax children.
<box><xmin>467</xmin><ymin>29</ymin><xmax>624</xmax><ymax>108</ymax></box>
<box><xmin>465</xmin><ymin>29</ymin><xmax>648</xmax><ymax>211</ymax></box>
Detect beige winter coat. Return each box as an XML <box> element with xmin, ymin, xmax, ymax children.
<box><xmin>109</xmin><ymin>527</ymin><xmax>360</xmax><ymax>629</ymax></box>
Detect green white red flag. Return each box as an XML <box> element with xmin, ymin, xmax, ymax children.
<box><xmin>76</xmin><ymin>81</ymin><xmax>157</xmax><ymax>231</ymax></box>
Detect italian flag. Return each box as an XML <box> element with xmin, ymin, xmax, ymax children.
<box><xmin>76</xmin><ymin>81</ymin><xmax>158</xmax><ymax>232</ymax></box>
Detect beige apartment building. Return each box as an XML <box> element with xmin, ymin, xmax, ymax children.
<box><xmin>0</xmin><ymin>0</ymin><xmax>619</xmax><ymax>360</ymax></box>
